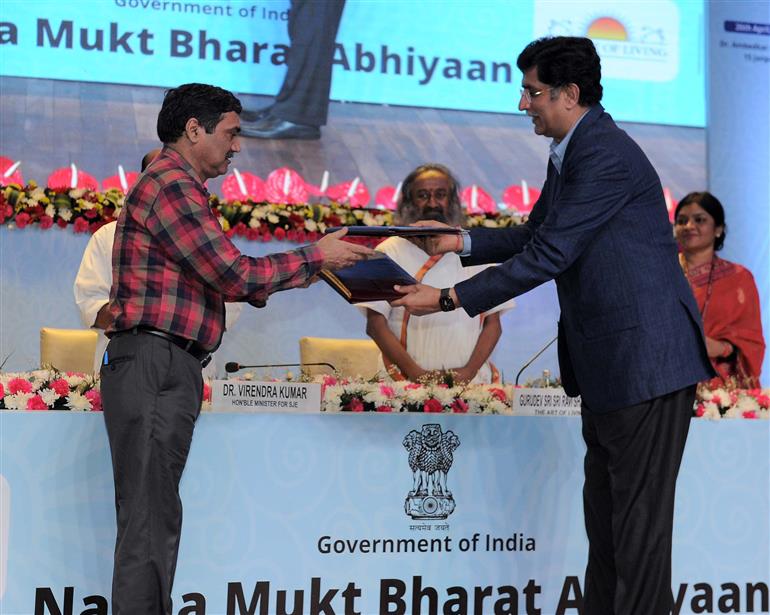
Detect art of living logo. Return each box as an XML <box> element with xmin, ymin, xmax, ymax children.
<box><xmin>533</xmin><ymin>0</ymin><xmax>681</xmax><ymax>82</ymax></box>
<box><xmin>402</xmin><ymin>424</ymin><xmax>460</xmax><ymax>521</ymax></box>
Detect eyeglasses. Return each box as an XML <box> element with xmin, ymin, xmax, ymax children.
<box><xmin>519</xmin><ymin>86</ymin><xmax>556</xmax><ymax>103</ymax></box>
<box><xmin>414</xmin><ymin>189</ymin><xmax>449</xmax><ymax>203</ymax></box>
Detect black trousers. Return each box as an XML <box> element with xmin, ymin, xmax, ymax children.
<box><xmin>272</xmin><ymin>0</ymin><xmax>345</xmax><ymax>126</ymax></box>
<box><xmin>100</xmin><ymin>331</ymin><xmax>203</xmax><ymax>615</ymax></box>
<box><xmin>581</xmin><ymin>385</ymin><xmax>695</xmax><ymax>615</ymax></box>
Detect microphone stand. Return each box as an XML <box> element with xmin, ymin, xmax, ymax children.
<box><xmin>225</xmin><ymin>362</ymin><xmax>337</xmax><ymax>374</ymax></box>
<box><xmin>514</xmin><ymin>336</ymin><xmax>558</xmax><ymax>386</ymax></box>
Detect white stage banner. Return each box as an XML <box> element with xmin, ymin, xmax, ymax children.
<box><xmin>0</xmin><ymin>413</ymin><xmax>767</xmax><ymax>614</ymax></box>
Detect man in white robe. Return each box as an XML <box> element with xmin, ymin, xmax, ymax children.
<box><xmin>358</xmin><ymin>164</ymin><xmax>514</xmax><ymax>384</ymax></box>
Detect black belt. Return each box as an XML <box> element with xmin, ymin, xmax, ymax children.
<box><xmin>117</xmin><ymin>327</ymin><xmax>212</xmax><ymax>367</ymax></box>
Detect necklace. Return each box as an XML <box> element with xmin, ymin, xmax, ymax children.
<box><xmin>680</xmin><ymin>253</ymin><xmax>716</xmax><ymax>319</ymax></box>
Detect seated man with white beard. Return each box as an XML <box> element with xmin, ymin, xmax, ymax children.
<box><xmin>358</xmin><ymin>163</ymin><xmax>514</xmax><ymax>384</ymax></box>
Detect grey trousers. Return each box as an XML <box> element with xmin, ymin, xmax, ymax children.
<box><xmin>581</xmin><ymin>385</ymin><xmax>696</xmax><ymax>615</ymax></box>
<box><xmin>100</xmin><ymin>331</ymin><xmax>203</xmax><ymax>615</ymax></box>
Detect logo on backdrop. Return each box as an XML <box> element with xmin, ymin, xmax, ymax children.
<box><xmin>402</xmin><ymin>424</ymin><xmax>460</xmax><ymax>520</ymax></box>
<box><xmin>533</xmin><ymin>0</ymin><xmax>680</xmax><ymax>82</ymax></box>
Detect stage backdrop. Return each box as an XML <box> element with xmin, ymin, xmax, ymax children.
<box><xmin>0</xmin><ymin>413</ymin><xmax>768</xmax><ymax>614</ymax></box>
<box><xmin>0</xmin><ymin>0</ymin><xmax>705</xmax><ymax>126</ymax></box>
<box><xmin>706</xmin><ymin>1</ymin><xmax>770</xmax><ymax>379</ymax></box>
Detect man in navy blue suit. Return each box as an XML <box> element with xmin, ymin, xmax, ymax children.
<box><xmin>393</xmin><ymin>37</ymin><xmax>713</xmax><ymax>614</ymax></box>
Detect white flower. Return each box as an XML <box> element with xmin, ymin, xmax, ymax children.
<box><xmin>735</xmin><ymin>395</ymin><xmax>760</xmax><ymax>414</ymax></box>
<box><xmin>4</xmin><ymin>393</ymin><xmax>32</xmax><ymax>409</ymax></box>
<box><xmin>30</xmin><ymin>186</ymin><xmax>47</xmax><ymax>201</ymax></box>
<box><xmin>701</xmin><ymin>401</ymin><xmax>722</xmax><ymax>420</ymax></box>
<box><xmin>710</xmin><ymin>388</ymin><xmax>731</xmax><ymax>407</ymax></box>
<box><xmin>30</xmin><ymin>369</ymin><xmax>53</xmax><ymax>380</ymax></box>
<box><xmin>66</xmin><ymin>392</ymin><xmax>92</xmax><ymax>411</ymax></box>
<box><xmin>45</xmin><ymin>203</ymin><xmax>55</xmax><ymax>217</ymax></box>
<box><xmin>69</xmin><ymin>188</ymin><xmax>86</xmax><ymax>199</ymax></box>
<box><xmin>267</xmin><ymin>213</ymin><xmax>280</xmax><ymax>224</ymax></box>
<box><xmin>240</xmin><ymin>205</ymin><xmax>251</xmax><ymax>213</ymax></box>
<box><xmin>723</xmin><ymin>405</ymin><xmax>742</xmax><ymax>419</ymax></box>
<box><xmin>39</xmin><ymin>388</ymin><xmax>59</xmax><ymax>406</ymax></box>
<box><xmin>318</xmin><ymin>222</ymin><xmax>327</xmax><ymax>233</ymax></box>
<box><xmin>363</xmin><ymin>388</ymin><xmax>390</xmax><ymax>406</ymax></box>
<box><xmin>248</xmin><ymin>217</ymin><xmax>260</xmax><ymax>229</ymax></box>
<box><xmin>405</xmin><ymin>387</ymin><xmax>429</xmax><ymax>403</ymax></box>
<box><xmin>65</xmin><ymin>374</ymin><xmax>85</xmax><ymax>387</ymax></box>
<box><xmin>304</xmin><ymin>219</ymin><xmax>318</xmax><ymax>232</ymax></box>
<box><xmin>431</xmin><ymin>387</ymin><xmax>455</xmax><ymax>406</ymax></box>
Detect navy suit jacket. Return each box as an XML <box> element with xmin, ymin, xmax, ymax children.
<box><xmin>456</xmin><ymin>105</ymin><xmax>713</xmax><ymax>412</ymax></box>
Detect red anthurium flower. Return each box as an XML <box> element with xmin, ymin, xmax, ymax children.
<box><xmin>460</xmin><ymin>185</ymin><xmax>496</xmax><ymax>214</ymax></box>
<box><xmin>502</xmin><ymin>183</ymin><xmax>542</xmax><ymax>214</ymax></box>
<box><xmin>264</xmin><ymin>167</ymin><xmax>308</xmax><ymax>204</ymax></box>
<box><xmin>326</xmin><ymin>178</ymin><xmax>370</xmax><ymax>208</ymax></box>
<box><xmin>374</xmin><ymin>185</ymin><xmax>399</xmax><ymax>210</ymax></box>
<box><xmin>47</xmin><ymin>165</ymin><xmax>99</xmax><ymax>191</ymax></box>
<box><xmin>102</xmin><ymin>165</ymin><xmax>140</xmax><ymax>193</ymax></box>
<box><xmin>222</xmin><ymin>169</ymin><xmax>266</xmax><ymax>202</ymax></box>
<box><xmin>0</xmin><ymin>157</ymin><xmax>24</xmax><ymax>186</ymax></box>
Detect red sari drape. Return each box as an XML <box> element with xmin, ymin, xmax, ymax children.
<box><xmin>686</xmin><ymin>256</ymin><xmax>765</xmax><ymax>387</ymax></box>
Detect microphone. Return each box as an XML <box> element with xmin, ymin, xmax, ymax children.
<box><xmin>514</xmin><ymin>335</ymin><xmax>558</xmax><ymax>386</ymax></box>
<box><xmin>225</xmin><ymin>361</ymin><xmax>337</xmax><ymax>374</ymax></box>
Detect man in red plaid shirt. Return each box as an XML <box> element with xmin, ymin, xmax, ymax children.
<box><xmin>100</xmin><ymin>82</ymin><xmax>372</xmax><ymax>615</ymax></box>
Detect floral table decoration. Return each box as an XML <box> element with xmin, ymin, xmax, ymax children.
<box><xmin>2</xmin><ymin>369</ymin><xmax>767</xmax><ymax>418</ymax></box>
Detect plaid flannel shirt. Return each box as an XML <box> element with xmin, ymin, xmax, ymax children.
<box><xmin>108</xmin><ymin>147</ymin><xmax>323</xmax><ymax>351</ymax></box>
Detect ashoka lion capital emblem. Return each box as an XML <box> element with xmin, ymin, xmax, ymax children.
<box><xmin>403</xmin><ymin>424</ymin><xmax>460</xmax><ymax>520</ymax></box>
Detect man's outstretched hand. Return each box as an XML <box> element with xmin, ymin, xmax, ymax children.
<box><xmin>316</xmin><ymin>227</ymin><xmax>377</xmax><ymax>270</ymax></box>
<box><xmin>390</xmin><ymin>283</ymin><xmax>442</xmax><ymax>316</ymax></box>
<box><xmin>408</xmin><ymin>220</ymin><xmax>463</xmax><ymax>256</ymax></box>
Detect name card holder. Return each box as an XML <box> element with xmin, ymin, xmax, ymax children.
<box><xmin>512</xmin><ymin>387</ymin><xmax>582</xmax><ymax>417</ymax></box>
<box><xmin>211</xmin><ymin>380</ymin><xmax>322</xmax><ymax>413</ymax></box>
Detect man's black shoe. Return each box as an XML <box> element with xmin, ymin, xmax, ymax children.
<box><xmin>240</xmin><ymin>106</ymin><xmax>273</xmax><ymax>122</ymax></box>
<box><xmin>239</xmin><ymin>115</ymin><xmax>321</xmax><ymax>140</ymax></box>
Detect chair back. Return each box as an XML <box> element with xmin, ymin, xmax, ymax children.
<box><xmin>299</xmin><ymin>337</ymin><xmax>381</xmax><ymax>379</ymax></box>
<box><xmin>40</xmin><ymin>328</ymin><xmax>98</xmax><ymax>374</ymax></box>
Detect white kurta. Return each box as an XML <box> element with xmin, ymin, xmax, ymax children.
<box><xmin>73</xmin><ymin>221</ymin><xmax>243</xmax><ymax>376</ymax></box>
<box><xmin>357</xmin><ymin>237</ymin><xmax>515</xmax><ymax>383</ymax></box>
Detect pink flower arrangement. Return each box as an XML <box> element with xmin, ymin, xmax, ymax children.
<box><xmin>319</xmin><ymin>378</ymin><xmax>513</xmax><ymax>414</ymax></box>
<box><xmin>347</xmin><ymin>398</ymin><xmax>365</xmax><ymax>412</ymax></box>
<box><xmin>50</xmin><ymin>378</ymin><xmax>70</xmax><ymax>396</ymax></box>
<box><xmin>8</xmin><ymin>377</ymin><xmax>32</xmax><ymax>395</ymax></box>
<box><xmin>695</xmin><ymin>381</ymin><xmax>770</xmax><ymax>419</ymax></box>
<box><xmin>26</xmin><ymin>395</ymin><xmax>48</xmax><ymax>410</ymax></box>
<box><xmin>451</xmin><ymin>398</ymin><xmax>469</xmax><ymax>413</ymax></box>
<box><xmin>1</xmin><ymin>370</ymin><xmax>100</xmax><ymax>411</ymax></box>
<box><xmin>85</xmin><ymin>389</ymin><xmax>102</xmax><ymax>412</ymax></box>
<box><xmin>2</xmin><ymin>182</ymin><xmax>522</xmax><ymax>242</ymax></box>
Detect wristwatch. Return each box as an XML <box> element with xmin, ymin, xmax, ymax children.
<box><xmin>439</xmin><ymin>287</ymin><xmax>456</xmax><ymax>312</ymax></box>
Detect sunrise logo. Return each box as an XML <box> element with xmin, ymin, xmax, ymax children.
<box><xmin>586</xmin><ymin>17</ymin><xmax>629</xmax><ymax>41</ymax></box>
<box><xmin>533</xmin><ymin>0</ymin><xmax>680</xmax><ymax>82</ymax></box>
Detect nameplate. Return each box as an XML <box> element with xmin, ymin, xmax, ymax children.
<box><xmin>512</xmin><ymin>387</ymin><xmax>582</xmax><ymax>417</ymax></box>
<box><xmin>211</xmin><ymin>380</ymin><xmax>322</xmax><ymax>413</ymax></box>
